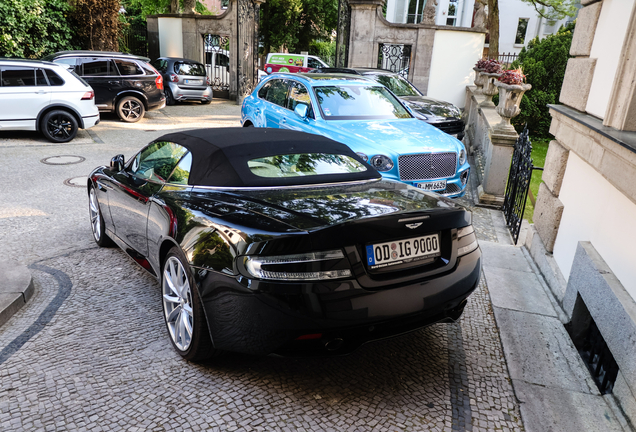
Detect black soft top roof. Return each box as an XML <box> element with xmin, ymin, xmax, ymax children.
<box><xmin>155</xmin><ymin>128</ymin><xmax>381</xmax><ymax>188</ymax></box>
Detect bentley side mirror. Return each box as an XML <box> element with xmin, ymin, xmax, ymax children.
<box><xmin>110</xmin><ymin>154</ymin><xmax>125</xmax><ymax>172</ymax></box>
<box><xmin>294</xmin><ymin>104</ymin><xmax>309</xmax><ymax>119</ymax></box>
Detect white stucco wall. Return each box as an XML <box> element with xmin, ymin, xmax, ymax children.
<box><xmin>553</xmin><ymin>152</ymin><xmax>636</xmax><ymax>300</ymax></box>
<box><xmin>585</xmin><ymin>0</ymin><xmax>633</xmax><ymax>119</ymax></box>
<box><xmin>427</xmin><ymin>30</ymin><xmax>485</xmax><ymax>107</ymax></box>
<box><xmin>158</xmin><ymin>18</ymin><xmax>184</xmax><ymax>58</ymax></box>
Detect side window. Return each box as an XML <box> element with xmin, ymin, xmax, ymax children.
<box><xmin>80</xmin><ymin>58</ymin><xmax>115</xmax><ymax>76</ymax></box>
<box><xmin>257</xmin><ymin>81</ymin><xmax>271</xmax><ymax>99</ymax></box>
<box><xmin>216</xmin><ymin>54</ymin><xmax>229</xmax><ymax>68</ymax></box>
<box><xmin>53</xmin><ymin>58</ymin><xmax>81</xmax><ymax>75</ymax></box>
<box><xmin>287</xmin><ymin>81</ymin><xmax>314</xmax><ymax>118</ymax></box>
<box><xmin>307</xmin><ymin>58</ymin><xmax>322</xmax><ymax>69</ymax></box>
<box><xmin>36</xmin><ymin>69</ymin><xmax>48</xmax><ymax>86</ymax></box>
<box><xmin>44</xmin><ymin>69</ymin><xmax>65</xmax><ymax>86</ymax></box>
<box><xmin>114</xmin><ymin>59</ymin><xmax>144</xmax><ymax>76</ymax></box>
<box><xmin>264</xmin><ymin>79</ymin><xmax>289</xmax><ymax>107</ymax></box>
<box><xmin>127</xmin><ymin>141</ymin><xmax>189</xmax><ymax>183</ymax></box>
<box><xmin>167</xmin><ymin>152</ymin><xmax>192</xmax><ymax>185</ymax></box>
<box><xmin>1</xmin><ymin>67</ymin><xmax>36</xmax><ymax>86</ymax></box>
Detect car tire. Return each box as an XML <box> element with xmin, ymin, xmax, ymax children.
<box><xmin>165</xmin><ymin>88</ymin><xmax>175</xmax><ymax>106</ymax></box>
<box><xmin>116</xmin><ymin>96</ymin><xmax>145</xmax><ymax>123</ymax></box>
<box><xmin>41</xmin><ymin>110</ymin><xmax>78</xmax><ymax>143</ymax></box>
<box><xmin>162</xmin><ymin>247</ymin><xmax>218</xmax><ymax>361</ymax></box>
<box><xmin>88</xmin><ymin>185</ymin><xmax>114</xmax><ymax>247</ymax></box>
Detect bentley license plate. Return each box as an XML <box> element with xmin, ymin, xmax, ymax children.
<box><xmin>185</xmin><ymin>79</ymin><xmax>202</xmax><ymax>85</ymax></box>
<box><xmin>416</xmin><ymin>180</ymin><xmax>446</xmax><ymax>191</ymax></box>
<box><xmin>366</xmin><ymin>233</ymin><xmax>441</xmax><ymax>269</ymax></box>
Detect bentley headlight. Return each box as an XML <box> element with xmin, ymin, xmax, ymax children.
<box><xmin>356</xmin><ymin>152</ymin><xmax>368</xmax><ymax>162</ymax></box>
<box><xmin>459</xmin><ymin>148</ymin><xmax>466</xmax><ymax>166</ymax></box>
<box><xmin>370</xmin><ymin>155</ymin><xmax>394</xmax><ymax>172</ymax></box>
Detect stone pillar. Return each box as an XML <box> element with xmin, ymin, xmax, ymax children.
<box><xmin>347</xmin><ymin>0</ymin><xmax>383</xmax><ymax>68</ymax></box>
<box><xmin>477</xmin><ymin>128</ymin><xmax>517</xmax><ymax>207</ymax></box>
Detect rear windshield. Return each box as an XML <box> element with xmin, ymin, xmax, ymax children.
<box><xmin>248</xmin><ymin>153</ymin><xmax>367</xmax><ymax>178</ymax></box>
<box><xmin>175</xmin><ymin>62</ymin><xmax>206</xmax><ymax>76</ymax></box>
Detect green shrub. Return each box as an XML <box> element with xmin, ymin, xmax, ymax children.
<box><xmin>510</xmin><ymin>21</ymin><xmax>574</xmax><ymax>137</ymax></box>
<box><xmin>308</xmin><ymin>40</ymin><xmax>335</xmax><ymax>66</ymax></box>
<box><xmin>0</xmin><ymin>0</ymin><xmax>77</xmax><ymax>58</ymax></box>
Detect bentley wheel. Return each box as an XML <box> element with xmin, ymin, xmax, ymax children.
<box><xmin>162</xmin><ymin>247</ymin><xmax>216</xmax><ymax>361</ymax></box>
<box><xmin>41</xmin><ymin>110</ymin><xmax>78</xmax><ymax>143</ymax></box>
<box><xmin>117</xmin><ymin>96</ymin><xmax>145</xmax><ymax>123</ymax></box>
<box><xmin>88</xmin><ymin>185</ymin><xmax>114</xmax><ymax>247</ymax></box>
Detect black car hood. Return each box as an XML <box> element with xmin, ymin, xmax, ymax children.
<box><xmin>400</xmin><ymin>96</ymin><xmax>461</xmax><ymax>120</ymax></box>
<box><xmin>194</xmin><ymin>179</ymin><xmax>463</xmax><ymax>231</ymax></box>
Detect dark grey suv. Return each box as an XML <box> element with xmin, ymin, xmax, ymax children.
<box><xmin>43</xmin><ymin>51</ymin><xmax>166</xmax><ymax>122</ymax></box>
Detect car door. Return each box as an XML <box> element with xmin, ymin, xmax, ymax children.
<box><xmin>261</xmin><ymin>79</ymin><xmax>289</xmax><ymax>128</ymax></box>
<box><xmin>281</xmin><ymin>80</ymin><xmax>320</xmax><ymax>134</ymax></box>
<box><xmin>0</xmin><ymin>66</ymin><xmax>50</xmax><ymax>130</ymax></box>
<box><xmin>107</xmin><ymin>141</ymin><xmax>189</xmax><ymax>256</ymax></box>
<box><xmin>77</xmin><ymin>57</ymin><xmax>119</xmax><ymax>110</ymax></box>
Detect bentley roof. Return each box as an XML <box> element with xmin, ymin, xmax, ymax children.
<box><xmin>155</xmin><ymin>128</ymin><xmax>381</xmax><ymax>188</ymax></box>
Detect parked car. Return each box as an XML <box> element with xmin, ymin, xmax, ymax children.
<box><xmin>241</xmin><ymin>73</ymin><xmax>470</xmax><ymax>197</ymax></box>
<box><xmin>42</xmin><ymin>51</ymin><xmax>165</xmax><ymax>123</ymax></box>
<box><xmin>313</xmin><ymin>67</ymin><xmax>465</xmax><ymax>139</ymax></box>
<box><xmin>88</xmin><ymin>128</ymin><xmax>481</xmax><ymax>360</ymax></box>
<box><xmin>151</xmin><ymin>57</ymin><xmax>212</xmax><ymax>105</ymax></box>
<box><xmin>263</xmin><ymin>53</ymin><xmax>329</xmax><ymax>74</ymax></box>
<box><xmin>0</xmin><ymin>58</ymin><xmax>99</xmax><ymax>143</ymax></box>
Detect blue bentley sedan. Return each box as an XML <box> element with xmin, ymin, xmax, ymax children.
<box><xmin>240</xmin><ymin>73</ymin><xmax>470</xmax><ymax>197</ymax></box>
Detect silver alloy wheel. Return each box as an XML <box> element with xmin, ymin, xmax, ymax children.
<box><xmin>162</xmin><ymin>256</ymin><xmax>194</xmax><ymax>351</ymax></box>
<box><xmin>121</xmin><ymin>99</ymin><xmax>142</xmax><ymax>120</ymax></box>
<box><xmin>89</xmin><ymin>188</ymin><xmax>101</xmax><ymax>241</ymax></box>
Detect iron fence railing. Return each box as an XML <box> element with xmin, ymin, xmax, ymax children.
<box><xmin>121</xmin><ymin>23</ymin><xmax>148</xmax><ymax>58</ymax></box>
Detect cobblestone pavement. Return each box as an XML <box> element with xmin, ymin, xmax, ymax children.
<box><xmin>0</xmin><ymin>102</ymin><xmax>523</xmax><ymax>431</ymax></box>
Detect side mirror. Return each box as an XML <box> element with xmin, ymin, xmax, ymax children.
<box><xmin>110</xmin><ymin>154</ymin><xmax>125</xmax><ymax>172</ymax></box>
<box><xmin>294</xmin><ymin>103</ymin><xmax>309</xmax><ymax>119</ymax></box>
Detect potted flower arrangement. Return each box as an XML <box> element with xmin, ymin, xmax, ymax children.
<box><xmin>479</xmin><ymin>59</ymin><xmax>503</xmax><ymax>107</ymax></box>
<box><xmin>473</xmin><ymin>59</ymin><xmax>490</xmax><ymax>94</ymax></box>
<box><xmin>493</xmin><ymin>69</ymin><xmax>532</xmax><ymax>133</ymax></box>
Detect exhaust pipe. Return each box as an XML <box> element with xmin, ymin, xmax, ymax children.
<box><xmin>447</xmin><ymin>299</ymin><xmax>468</xmax><ymax>321</ymax></box>
<box><xmin>324</xmin><ymin>338</ymin><xmax>344</xmax><ymax>351</ymax></box>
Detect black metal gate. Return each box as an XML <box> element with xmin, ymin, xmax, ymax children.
<box><xmin>503</xmin><ymin>127</ymin><xmax>543</xmax><ymax>244</ymax></box>
<box><xmin>203</xmin><ymin>34</ymin><xmax>230</xmax><ymax>99</ymax></box>
<box><xmin>121</xmin><ymin>23</ymin><xmax>148</xmax><ymax>58</ymax></box>
<box><xmin>377</xmin><ymin>44</ymin><xmax>411</xmax><ymax>78</ymax></box>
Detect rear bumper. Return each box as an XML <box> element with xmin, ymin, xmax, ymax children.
<box><xmin>194</xmin><ymin>247</ymin><xmax>481</xmax><ymax>356</ymax></box>
<box><xmin>167</xmin><ymin>83</ymin><xmax>213</xmax><ymax>101</ymax></box>
<box><xmin>82</xmin><ymin>113</ymin><xmax>100</xmax><ymax>129</ymax></box>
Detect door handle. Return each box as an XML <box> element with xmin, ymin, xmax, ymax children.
<box><xmin>255</xmin><ymin>108</ymin><xmax>261</xmax><ymax>115</ymax></box>
<box><xmin>281</xmin><ymin>118</ymin><xmax>287</xmax><ymax>124</ymax></box>
<box><xmin>108</xmin><ymin>80</ymin><xmax>120</xmax><ymax>85</ymax></box>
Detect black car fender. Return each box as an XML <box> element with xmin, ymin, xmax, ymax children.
<box><xmin>36</xmin><ymin>103</ymin><xmax>85</xmax><ymax>130</ymax></box>
<box><xmin>115</xmin><ymin>89</ymin><xmax>150</xmax><ymax>109</ymax></box>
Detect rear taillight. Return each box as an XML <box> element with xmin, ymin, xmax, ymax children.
<box><xmin>155</xmin><ymin>74</ymin><xmax>164</xmax><ymax>90</ymax></box>
<box><xmin>169</xmin><ymin>74</ymin><xmax>178</xmax><ymax>83</ymax></box>
<box><xmin>81</xmin><ymin>91</ymin><xmax>94</xmax><ymax>100</ymax></box>
<box><xmin>242</xmin><ymin>250</ymin><xmax>352</xmax><ymax>281</ymax></box>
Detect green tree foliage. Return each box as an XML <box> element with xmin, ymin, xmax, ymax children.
<box><xmin>260</xmin><ymin>0</ymin><xmax>338</xmax><ymax>54</ymax></box>
<box><xmin>121</xmin><ymin>0</ymin><xmax>211</xmax><ymax>20</ymax></box>
<box><xmin>510</xmin><ymin>22</ymin><xmax>574</xmax><ymax>137</ymax></box>
<box><xmin>520</xmin><ymin>0</ymin><xmax>577</xmax><ymax>20</ymax></box>
<box><xmin>0</xmin><ymin>0</ymin><xmax>77</xmax><ymax>58</ymax></box>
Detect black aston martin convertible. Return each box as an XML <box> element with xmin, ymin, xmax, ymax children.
<box><xmin>88</xmin><ymin>128</ymin><xmax>481</xmax><ymax>360</ymax></box>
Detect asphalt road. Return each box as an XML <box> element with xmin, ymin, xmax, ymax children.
<box><xmin>0</xmin><ymin>101</ymin><xmax>523</xmax><ymax>431</ymax></box>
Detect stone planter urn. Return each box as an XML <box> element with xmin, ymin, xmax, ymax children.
<box><xmin>479</xmin><ymin>72</ymin><xmax>502</xmax><ymax>107</ymax></box>
<box><xmin>493</xmin><ymin>81</ymin><xmax>532</xmax><ymax>133</ymax></box>
<box><xmin>473</xmin><ymin>67</ymin><xmax>486</xmax><ymax>94</ymax></box>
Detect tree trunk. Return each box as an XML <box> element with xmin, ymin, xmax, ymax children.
<box><xmin>488</xmin><ymin>0</ymin><xmax>499</xmax><ymax>59</ymax></box>
<box><xmin>170</xmin><ymin>0</ymin><xmax>179</xmax><ymax>14</ymax></box>
<box><xmin>184</xmin><ymin>0</ymin><xmax>196</xmax><ymax>14</ymax></box>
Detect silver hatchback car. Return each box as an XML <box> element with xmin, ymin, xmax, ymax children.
<box><xmin>151</xmin><ymin>57</ymin><xmax>213</xmax><ymax>105</ymax></box>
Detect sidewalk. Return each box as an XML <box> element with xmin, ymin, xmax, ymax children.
<box><xmin>479</xmin><ymin>210</ymin><xmax>631</xmax><ymax>431</ymax></box>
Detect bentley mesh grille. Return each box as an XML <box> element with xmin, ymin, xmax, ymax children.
<box><xmin>398</xmin><ymin>153</ymin><xmax>457</xmax><ymax>181</ymax></box>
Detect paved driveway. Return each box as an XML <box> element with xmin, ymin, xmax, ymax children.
<box><xmin>0</xmin><ymin>101</ymin><xmax>522</xmax><ymax>431</ymax></box>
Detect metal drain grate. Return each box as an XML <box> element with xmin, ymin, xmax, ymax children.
<box><xmin>577</xmin><ymin>319</ymin><xmax>619</xmax><ymax>394</ymax></box>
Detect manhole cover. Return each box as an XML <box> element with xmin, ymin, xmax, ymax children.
<box><xmin>41</xmin><ymin>155</ymin><xmax>86</xmax><ymax>165</ymax></box>
<box><xmin>63</xmin><ymin>176</ymin><xmax>88</xmax><ymax>188</ymax></box>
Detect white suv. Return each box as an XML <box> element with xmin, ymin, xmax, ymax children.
<box><xmin>0</xmin><ymin>59</ymin><xmax>100</xmax><ymax>143</ymax></box>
